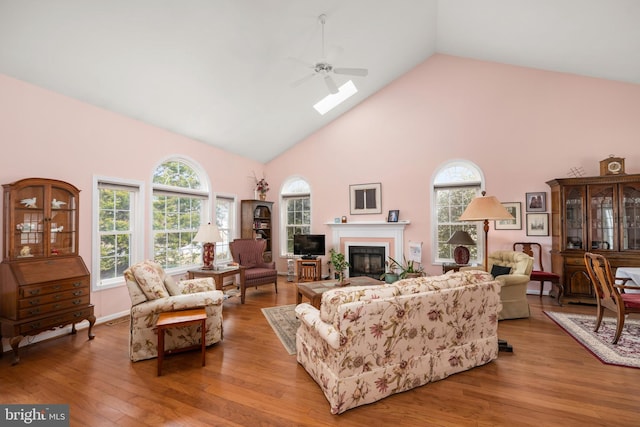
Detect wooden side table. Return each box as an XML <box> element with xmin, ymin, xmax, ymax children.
<box><xmin>442</xmin><ymin>263</ymin><xmax>469</xmax><ymax>273</ymax></box>
<box><xmin>296</xmin><ymin>258</ymin><xmax>322</xmax><ymax>282</ymax></box>
<box><xmin>156</xmin><ymin>308</ymin><xmax>207</xmax><ymax>376</ymax></box>
<box><xmin>187</xmin><ymin>266</ymin><xmax>245</xmax><ymax>292</ymax></box>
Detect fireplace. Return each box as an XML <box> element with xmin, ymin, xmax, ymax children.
<box><xmin>349</xmin><ymin>246</ymin><xmax>385</xmax><ymax>279</ymax></box>
<box><xmin>327</xmin><ymin>220</ymin><xmax>410</xmax><ymax>278</ymax></box>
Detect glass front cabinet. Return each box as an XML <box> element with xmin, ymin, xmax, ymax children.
<box><xmin>547</xmin><ymin>174</ymin><xmax>640</xmax><ymax>303</ymax></box>
<box><xmin>1</xmin><ymin>178</ymin><xmax>94</xmax><ymax>364</ymax></box>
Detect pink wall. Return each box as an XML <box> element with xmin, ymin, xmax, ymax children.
<box><xmin>0</xmin><ymin>74</ymin><xmax>263</xmax><ymax>318</ymax></box>
<box><xmin>2</xmin><ymin>53</ymin><xmax>640</xmax><ymax>321</ymax></box>
<box><xmin>267</xmin><ymin>54</ymin><xmax>640</xmax><ymax>276</ymax></box>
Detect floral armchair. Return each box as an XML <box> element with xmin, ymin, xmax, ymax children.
<box><xmin>124</xmin><ymin>260</ymin><xmax>224</xmax><ymax>362</ymax></box>
<box><xmin>229</xmin><ymin>239</ymin><xmax>277</xmax><ymax>303</ymax></box>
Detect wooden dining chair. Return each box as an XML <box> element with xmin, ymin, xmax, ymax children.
<box><xmin>513</xmin><ymin>242</ymin><xmax>563</xmax><ymax>305</ymax></box>
<box><xmin>584</xmin><ymin>252</ymin><xmax>640</xmax><ymax>344</ymax></box>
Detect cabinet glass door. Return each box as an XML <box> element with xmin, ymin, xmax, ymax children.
<box><xmin>50</xmin><ymin>184</ymin><xmax>78</xmax><ymax>256</ymax></box>
<box><xmin>14</xmin><ymin>185</ymin><xmax>46</xmax><ymax>258</ymax></box>
<box><xmin>589</xmin><ymin>184</ymin><xmax>615</xmax><ymax>251</ymax></box>
<box><xmin>563</xmin><ymin>186</ymin><xmax>585</xmax><ymax>249</ymax></box>
<box><xmin>620</xmin><ymin>183</ymin><xmax>640</xmax><ymax>251</ymax></box>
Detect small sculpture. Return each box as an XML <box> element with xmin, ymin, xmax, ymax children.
<box><xmin>51</xmin><ymin>225</ymin><xmax>64</xmax><ymax>232</ymax></box>
<box><xmin>20</xmin><ymin>197</ymin><xmax>37</xmax><ymax>208</ymax></box>
<box><xmin>20</xmin><ymin>246</ymin><xmax>32</xmax><ymax>257</ymax></box>
<box><xmin>51</xmin><ymin>199</ymin><xmax>67</xmax><ymax>209</ymax></box>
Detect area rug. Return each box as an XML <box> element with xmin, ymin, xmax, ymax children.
<box><xmin>261</xmin><ymin>304</ymin><xmax>299</xmax><ymax>355</ymax></box>
<box><xmin>544</xmin><ymin>311</ymin><xmax>640</xmax><ymax>369</ymax></box>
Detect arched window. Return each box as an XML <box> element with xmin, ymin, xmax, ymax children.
<box><xmin>432</xmin><ymin>160</ymin><xmax>484</xmax><ymax>265</ymax></box>
<box><xmin>152</xmin><ymin>158</ymin><xmax>209</xmax><ymax>270</ymax></box>
<box><xmin>280</xmin><ymin>177</ymin><xmax>311</xmax><ymax>256</ymax></box>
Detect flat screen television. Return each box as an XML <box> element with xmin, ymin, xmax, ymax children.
<box><xmin>293</xmin><ymin>234</ymin><xmax>326</xmax><ymax>259</ymax></box>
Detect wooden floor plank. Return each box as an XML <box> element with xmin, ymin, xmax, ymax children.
<box><xmin>2</xmin><ymin>277</ymin><xmax>640</xmax><ymax>426</ymax></box>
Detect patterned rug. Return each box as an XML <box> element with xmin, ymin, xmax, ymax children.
<box><xmin>544</xmin><ymin>311</ymin><xmax>640</xmax><ymax>369</ymax></box>
<box><xmin>261</xmin><ymin>304</ymin><xmax>299</xmax><ymax>355</ymax></box>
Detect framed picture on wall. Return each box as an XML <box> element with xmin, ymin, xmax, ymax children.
<box><xmin>526</xmin><ymin>192</ymin><xmax>546</xmax><ymax>212</ymax></box>
<box><xmin>526</xmin><ymin>213</ymin><xmax>549</xmax><ymax>236</ymax></box>
<box><xmin>495</xmin><ymin>202</ymin><xmax>521</xmax><ymax>230</ymax></box>
<box><xmin>350</xmin><ymin>183</ymin><xmax>382</xmax><ymax>214</ymax></box>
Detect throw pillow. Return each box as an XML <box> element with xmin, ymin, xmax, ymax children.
<box><xmin>174</xmin><ymin>278</ymin><xmax>216</xmax><ymax>295</ymax></box>
<box><xmin>131</xmin><ymin>262</ymin><xmax>169</xmax><ymax>299</ymax></box>
<box><xmin>490</xmin><ymin>265</ymin><xmax>512</xmax><ymax>278</ymax></box>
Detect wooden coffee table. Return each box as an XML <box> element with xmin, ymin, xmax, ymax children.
<box><xmin>296</xmin><ymin>276</ymin><xmax>383</xmax><ymax>309</ymax></box>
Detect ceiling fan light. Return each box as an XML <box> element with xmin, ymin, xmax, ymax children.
<box><xmin>313</xmin><ymin>80</ymin><xmax>358</xmax><ymax>115</ymax></box>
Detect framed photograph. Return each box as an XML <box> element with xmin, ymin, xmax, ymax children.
<box><xmin>387</xmin><ymin>210</ymin><xmax>399</xmax><ymax>222</ymax></box>
<box><xmin>350</xmin><ymin>183</ymin><xmax>382</xmax><ymax>215</ymax></box>
<box><xmin>526</xmin><ymin>192</ymin><xmax>546</xmax><ymax>212</ymax></box>
<box><xmin>526</xmin><ymin>213</ymin><xmax>549</xmax><ymax>236</ymax></box>
<box><xmin>495</xmin><ymin>202</ymin><xmax>521</xmax><ymax>230</ymax></box>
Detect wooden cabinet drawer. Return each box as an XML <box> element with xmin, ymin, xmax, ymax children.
<box><xmin>18</xmin><ymin>295</ymin><xmax>90</xmax><ymax>319</ymax></box>
<box><xmin>20</xmin><ymin>277</ymin><xmax>88</xmax><ymax>298</ymax></box>
<box><xmin>19</xmin><ymin>287</ymin><xmax>88</xmax><ymax>309</ymax></box>
<box><xmin>18</xmin><ymin>306</ymin><xmax>94</xmax><ymax>335</ymax></box>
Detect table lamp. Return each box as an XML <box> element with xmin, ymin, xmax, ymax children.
<box><xmin>193</xmin><ymin>222</ymin><xmax>223</xmax><ymax>270</ymax></box>
<box><xmin>458</xmin><ymin>191</ymin><xmax>513</xmax><ymax>272</ymax></box>
<box><xmin>446</xmin><ymin>230</ymin><xmax>476</xmax><ymax>265</ymax></box>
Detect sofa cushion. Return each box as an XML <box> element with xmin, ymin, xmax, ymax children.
<box><xmin>320</xmin><ymin>285</ymin><xmax>399</xmax><ymax>324</ymax></box>
<box><xmin>131</xmin><ymin>261</ymin><xmax>169</xmax><ymax>299</ymax></box>
<box><xmin>491</xmin><ymin>265</ymin><xmax>512</xmax><ymax>277</ymax></box>
<box><xmin>395</xmin><ymin>270</ymin><xmax>494</xmax><ymax>294</ymax></box>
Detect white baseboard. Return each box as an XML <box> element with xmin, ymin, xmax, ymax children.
<box><xmin>1</xmin><ymin>309</ymin><xmax>130</xmax><ymax>353</ymax></box>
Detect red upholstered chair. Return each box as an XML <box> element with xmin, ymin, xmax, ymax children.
<box><xmin>584</xmin><ymin>252</ymin><xmax>640</xmax><ymax>344</ymax></box>
<box><xmin>513</xmin><ymin>242</ymin><xmax>563</xmax><ymax>305</ymax></box>
<box><xmin>230</xmin><ymin>239</ymin><xmax>277</xmax><ymax>303</ymax></box>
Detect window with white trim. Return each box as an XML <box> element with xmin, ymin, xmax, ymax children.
<box><xmin>92</xmin><ymin>177</ymin><xmax>143</xmax><ymax>290</ymax></box>
<box><xmin>432</xmin><ymin>161</ymin><xmax>483</xmax><ymax>264</ymax></box>
<box><xmin>280</xmin><ymin>177</ymin><xmax>311</xmax><ymax>256</ymax></box>
<box><xmin>152</xmin><ymin>159</ymin><xmax>209</xmax><ymax>270</ymax></box>
<box><xmin>215</xmin><ymin>195</ymin><xmax>236</xmax><ymax>263</ymax></box>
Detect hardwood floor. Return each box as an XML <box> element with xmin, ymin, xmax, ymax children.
<box><xmin>2</xmin><ymin>277</ymin><xmax>639</xmax><ymax>426</ymax></box>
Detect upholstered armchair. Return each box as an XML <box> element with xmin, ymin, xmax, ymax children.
<box><xmin>124</xmin><ymin>260</ymin><xmax>224</xmax><ymax>362</ymax></box>
<box><xmin>461</xmin><ymin>250</ymin><xmax>533</xmax><ymax>319</ymax></box>
<box><xmin>230</xmin><ymin>238</ymin><xmax>278</xmax><ymax>303</ymax></box>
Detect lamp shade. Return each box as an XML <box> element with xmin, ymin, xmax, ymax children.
<box><xmin>458</xmin><ymin>194</ymin><xmax>514</xmax><ymax>221</ymax></box>
<box><xmin>193</xmin><ymin>223</ymin><xmax>223</xmax><ymax>243</ymax></box>
<box><xmin>446</xmin><ymin>230</ymin><xmax>476</xmax><ymax>246</ymax></box>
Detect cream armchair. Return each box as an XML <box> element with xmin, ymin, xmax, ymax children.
<box><xmin>461</xmin><ymin>250</ymin><xmax>533</xmax><ymax>319</ymax></box>
<box><xmin>124</xmin><ymin>260</ymin><xmax>224</xmax><ymax>362</ymax></box>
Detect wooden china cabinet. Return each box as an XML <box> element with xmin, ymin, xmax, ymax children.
<box><xmin>547</xmin><ymin>174</ymin><xmax>640</xmax><ymax>304</ymax></box>
<box><xmin>0</xmin><ymin>178</ymin><xmax>95</xmax><ymax>364</ymax></box>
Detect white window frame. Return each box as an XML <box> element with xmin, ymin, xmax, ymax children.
<box><xmin>431</xmin><ymin>160</ymin><xmax>484</xmax><ymax>265</ymax></box>
<box><xmin>92</xmin><ymin>176</ymin><xmax>144</xmax><ymax>291</ymax></box>
<box><xmin>214</xmin><ymin>193</ymin><xmax>237</xmax><ymax>265</ymax></box>
<box><xmin>151</xmin><ymin>157</ymin><xmax>210</xmax><ymax>274</ymax></box>
<box><xmin>280</xmin><ymin>177</ymin><xmax>311</xmax><ymax>257</ymax></box>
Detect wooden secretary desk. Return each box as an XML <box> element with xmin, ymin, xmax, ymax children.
<box><xmin>0</xmin><ymin>178</ymin><xmax>95</xmax><ymax>364</ymax></box>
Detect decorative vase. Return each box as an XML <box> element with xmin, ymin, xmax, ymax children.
<box><xmin>259</xmin><ymin>193</ymin><xmax>266</xmax><ymax>201</ymax></box>
<box><xmin>384</xmin><ymin>273</ymin><xmax>399</xmax><ymax>283</ymax></box>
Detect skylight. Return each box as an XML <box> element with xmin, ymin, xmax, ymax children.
<box><xmin>313</xmin><ymin>80</ymin><xmax>358</xmax><ymax>115</ymax></box>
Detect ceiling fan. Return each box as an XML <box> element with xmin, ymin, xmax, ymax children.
<box><xmin>291</xmin><ymin>14</ymin><xmax>368</xmax><ymax>94</ymax></box>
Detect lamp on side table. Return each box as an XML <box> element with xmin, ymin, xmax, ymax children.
<box><xmin>193</xmin><ymin>223</ymin><xmax>223</xmax><ymax>270</ymax></box>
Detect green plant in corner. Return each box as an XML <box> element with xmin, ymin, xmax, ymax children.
<box><xmin>329</xmin><ymin>248</ymin><xmax>350</xmax><ymax>285</ymax></box>
<box><xmin>387</xmin><ymin>256</ymin><xmax>424</xmax><ymax>279</ymax></box>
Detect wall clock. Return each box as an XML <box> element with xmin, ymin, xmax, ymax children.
<box><xmin>599</xmin><ymin>156</ymin><xmax>625</xmax><ymax>176</ymax></box>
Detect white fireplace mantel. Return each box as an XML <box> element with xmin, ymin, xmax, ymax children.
<box><xmin>326</xmin><ymin>221</ymin><xmax>410</xmax><ymax>263</ymax></box>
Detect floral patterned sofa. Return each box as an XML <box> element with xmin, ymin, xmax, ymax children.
<box><xmin>124</xmin><ymin>260</ymin><xmax>224</xmax><ymax>362</ymax></box>
<box><xmin>295</xmin><ymin>270</ymin><xmax>501</xmax><ymax>414</ymax></box>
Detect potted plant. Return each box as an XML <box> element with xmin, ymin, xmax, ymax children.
<box><xmin>380</xmin><ymin>258</ymin><xmax>400</xmax><ymax>283</ymax></box>
<box><xmin>329</xmin><ymin>248</ymin><xmax>350</xmax><ymax>286</ymax></box>
<box><xmin>387</xmin><ymin>256</ymin><xmax>424</xmax><ymax>279</ymax></box>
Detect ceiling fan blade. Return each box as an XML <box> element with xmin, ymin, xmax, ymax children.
<box><xmin>333</xmin><ymin>67</ymin><xmax>368</xmax><ymax>77</ymax></box>
<box><xmin>324</xmin><ymin>75</ymin><xmax>339</xmax><ymax>94</ymax></box>
<box><xmin>291</xmin><ymin>73</ymin><xmax>316</xmax><ymax>88</ymax></box>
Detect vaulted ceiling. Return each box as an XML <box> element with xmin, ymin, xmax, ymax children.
<box><xmin>1</xmin><ymin>0</ymin><xmax>638</xmax><ymax>162</ymax></box>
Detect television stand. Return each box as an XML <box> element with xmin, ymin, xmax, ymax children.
<box><xmin>296</xmin><ymin>258</ymin><xmax>321</xmax><ymax>281</ymax></box>
<box><xmin>301</xmin><ymin>255</ymin><xmax>317</xmax><ymax>260</ymax></box>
